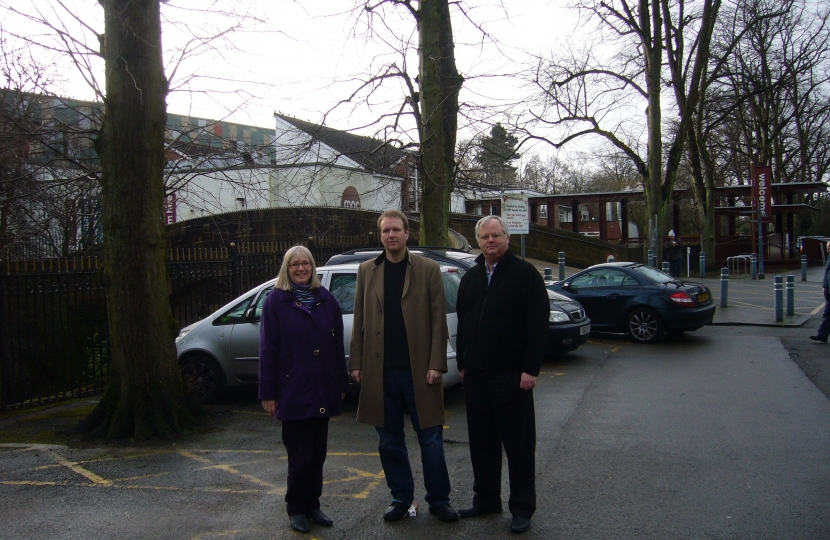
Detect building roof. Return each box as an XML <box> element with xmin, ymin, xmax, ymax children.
<box><xmin>275</xmin><ymin>114</ymin><xmax>409</xmax><ymax>176</ymax></box>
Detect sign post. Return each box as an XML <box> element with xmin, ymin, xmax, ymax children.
<box><xmin>502</xmin><ymin>192</ymin><xmax>530</xmax><ymax>259</ymax></box>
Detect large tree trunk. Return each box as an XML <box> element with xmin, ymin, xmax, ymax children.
<box><xmin>417</xmin><ymin>0</ymin><xmax>462</xmax><ymax>246</ymax></box>
<box><xmin>76</xmin><ymin>0</ymin><xmax>196</xmax><ymax>440</ymax></box>
<box><xmin>641</xmin><ymin>0</ymin><xmax>666</xmax><ymax>259</ymax></box>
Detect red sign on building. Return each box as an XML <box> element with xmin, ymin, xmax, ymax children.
<box><xmin>751</xmin><ymin>165</ymin><xmax>773</xmax><ymax>222</ymax></box>
<box><xmin>164</xmin><ymin>193</ymin><xmax>177</xmax><ymax>225</ymax></box>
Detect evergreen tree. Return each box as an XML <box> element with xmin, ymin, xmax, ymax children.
<box><xmin>475</xmin><ymin>123</ymin><xmax>520</xmax><ymax>187</ymax></box>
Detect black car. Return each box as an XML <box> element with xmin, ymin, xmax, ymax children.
<box><xmin>547</xmin><ymin>262</ymin><xmax>716</xmax><ymax>344</ymax></box>
<box><xmin>545</xmin><ymin>289</ymin><xmax>592</xmax><ymax>354</ymax></box>
<box><xmin>326</xmin><ymin>247</ymin><xmax>478</xmax><ymax>273</ymax></box>
<box><xmin>326</xmin><ymin>248</ymin><xmax>591</xmax><ymax>357</ymax></box>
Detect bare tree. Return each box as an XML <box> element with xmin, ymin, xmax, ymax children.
<box><xmin>71</xmin><ymin>0</ymin><xmax>198</xmax><ymax>440</ymax></box>
<box><xmin>526</xmin><ymin>0</ymin><xmax>720</xmax><ymax>260</ymax></box>
<box><xmin>323</xmin><ymin>1</ymin><xmax>464</xmax><ymax>245</ymax></box>
<box><xmin>687</xmin><ymin>0</ymin><xmax>829</xmax><ymax>255</ymax></box>
<box><xmin>0</xmin><ymin>36</ymin><xmax>104</xmax><ymax>259</ymax></box>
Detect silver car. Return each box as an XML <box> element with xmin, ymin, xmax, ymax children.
<box><xmin>175</xmin><ymin>263</ymin><xmax>463</xmax><ymax>402</ymax></box>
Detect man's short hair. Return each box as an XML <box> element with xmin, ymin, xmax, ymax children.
<box><xmin>378</xmin><ymin>209</ymin><xmax>409</xmax><ymax>233</ymax></box>
<box><xmin>475</xmin><ymin>215</ymin><xmax>510</xmax><ymax>240</ymax></box>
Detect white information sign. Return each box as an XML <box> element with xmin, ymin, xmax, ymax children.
<box><xmin>502</xmin><ymin>192</ymin><xmax>529</xmax><ymax>235</ymax></box>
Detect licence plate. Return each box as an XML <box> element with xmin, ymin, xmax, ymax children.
<box><xmin>698</xmin><ymin>293</ymin><xmax>710</xmax><ymax>303</ymax></box>
<box><xmin>580</xmin><ymin>324</ymin><xmax>590</xmax><ymax>335</ymax></box>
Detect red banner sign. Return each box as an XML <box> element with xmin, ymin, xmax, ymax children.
<box><xmin>751</xmin><ymin>165</ymin><xmax>773</xmax><ymax>222</ymax></box>
<box><xmin>164</xmin><ymin>193</ymin><xmax>177</xmax><ymax>225</ymax></box>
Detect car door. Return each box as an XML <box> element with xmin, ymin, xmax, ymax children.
<box><xmin>227</xmin><ymin>285</ymin><xmax>272</xmax><ymax>383</ymax></box>
<box><xmin>595</xmin><ymin>269</ymin><xmax>639</xmax><ymax>331</ymax></box>
<box><xmin>562</xmin><ymin>269</ymin><xmax>628</xmax><ymax>329</ymax></box>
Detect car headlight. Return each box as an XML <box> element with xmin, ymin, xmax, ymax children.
<box><xmin>175</xmin><ymin>327</ymin><xmax>192</xmax><ymax>344</ymax></box>
<box><xmin>549</xmin><ymin>309</ymin><xmax>570</xmax><ymax>323</ymax></box>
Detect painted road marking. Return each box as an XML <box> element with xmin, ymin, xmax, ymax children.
<box><xmin>45</xmin><ymin>448</ymin><xmax>111</xmax><ymax>486</ymax></box>
<box><xmin>177</xmin><ymin>450</ymin><xmax>285</xmax><ymax>495</ymax></box>
<box><xmin>0</xmin><ymin>447</ymin><xmax>383</xmax><ymax>498</ymax></box>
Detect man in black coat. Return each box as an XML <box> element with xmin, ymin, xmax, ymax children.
<box><xmin>455</xmin><ymin>215</ymin><xmax>550</xmax><ymax>534</ymax></box>
<box><xmin>810</xmin><ymin>240</ymin><xmax>830</xmax><ymax>343</ymax></box>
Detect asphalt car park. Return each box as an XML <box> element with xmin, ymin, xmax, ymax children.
<box><xmin>4</xmin><ymin>321</ymin><xmax>830</xmax><ymax>539</ymax></box>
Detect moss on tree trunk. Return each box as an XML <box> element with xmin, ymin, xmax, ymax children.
<box><xmin>417</xmin><ymin>0</ymin><xmax>463</xmax><ymax>247</ymax></box>
<box><xmin>75</xmin><ymin>0</ymin><xmax>198</xmax><ymax>441</ymax></box>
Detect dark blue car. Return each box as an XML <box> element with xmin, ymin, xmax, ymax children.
<box><xmin>547</xmin><ymin>262</ymin><xmax>715</xmax><ymax>343</ymax></box>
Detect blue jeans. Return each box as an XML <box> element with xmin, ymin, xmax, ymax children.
<box><xmin>375</xmin><ymin>368</ymin><xmax>451</xmax><ymax>507</ymax></box>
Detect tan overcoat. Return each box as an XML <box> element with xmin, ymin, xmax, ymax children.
<box><xmin>349</xmin><ymin>251</ymin><xmax>449</xmax><ymax>428</ymax></box>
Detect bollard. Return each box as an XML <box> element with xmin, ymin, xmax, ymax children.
<box><xmin>751</xmin><ymin>253</ymin><xmax>757</xmax><ymax>280</ymax></box>
<box><xmin>774</xmin><ymin>275</ymin><xmax>784</xmax><ymax>322</ymax></box>
<box><xmin>720</xmin><ymin>267</ymin><xmax>729</xmax><ymax>307</ymax></box>
<box><xmin>544</xmin><ymin>267</ymin><xmax>552</xmax><ymax>281</ymax></box>
<box><xmin>558</xmin><ymin>252</ymin><xmax>566</xmax><ymax>281</ymax></box>
<box><xmin>662</xmin><ymin>261</ymin><xmax>670</xmax><ymax>275</ymax></box>
<box><xmin>801</xmin><ymin>255</ymin><xmax>808</xmax><ymax>281</ymax></box>
<box><xmin>786</xmin><ymin>275</ymin><xmax>794</xmax><ymax>316</ymax></box>
<box><xmin>699</xmin><ymin>251</ymin><xmax>706</xmax><ymax>278</ymax></box>
<box><xmin>648</xmin><ymin>248</ymin><xmax>655</xmax><ymax>267</ymax></box>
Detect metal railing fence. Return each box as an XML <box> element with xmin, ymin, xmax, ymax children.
<box><xmin>0</xmin><ymin>236</ymin><xmax>373</xmax><ymax>410</ymax></box>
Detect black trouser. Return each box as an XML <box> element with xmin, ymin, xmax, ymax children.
<box><xmin>463</xmin><ymin>369</ymin><xmax>536</xmax><ymax>518</ymax></box>
<box><xmin>281</xmin><ymin>417</ymin><xmax>330</xmax><ymax>516</ymax></box>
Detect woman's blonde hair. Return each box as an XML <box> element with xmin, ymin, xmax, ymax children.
<box><xmin>275</xmin><ymin>245</ymin><xmax>321</xmax><ymax>291</ymax></box>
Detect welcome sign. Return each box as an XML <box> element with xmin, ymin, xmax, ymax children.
<box><xmin>751</xmin><ymin>165</ymin><xmax>773</xmax><ymax>222</ymax></box>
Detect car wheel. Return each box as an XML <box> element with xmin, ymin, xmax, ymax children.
<box><xmin>626</xmin><ymin>307</ymin><xmax>664</xmax><ymax>344</ymax></box>
<box><xmin>180</xmin><ymin>354</ymin><xmax>225</xmax><ymax>403</ymax></box>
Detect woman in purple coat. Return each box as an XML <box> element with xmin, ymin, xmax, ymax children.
<box><xmin>259</xmin><ymin>246</ymin><xmax>349</xmax><ymax>534</ymax></box>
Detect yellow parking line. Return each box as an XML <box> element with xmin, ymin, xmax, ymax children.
<box><xmin>324</xmin><ymin>467</ymin><xmax>383</xmax><ymax>482</ymax></box>
<box><xmin>46</xmin><ymin>449</ymin><xmax>111</xmax><ymax>486</ymax></box>
<box><xmin>352</xmin><ymin>481</ymin><xmax>381</xmax><ymax>499</ymax></box>
<box><xmin>177</xmin><ymin>450</ymin><xmax>285</xmax><ymax>495</ymax></box>
<box><xmin>111</xmin><ymin>472</ymin><xmax>170</xmax><ymax>482</ymax></box>
<box><xmin>1</xmin><ymin>480</ymin><xmax>62</xmax><ymax>487</ymax></box>
<box><xmin>812</xmin><ymin>303</ymin><xmax>825</xmax><ymax>316</ymax></box>
<box><xmin>178</xmin><ymin>450</ymin><xmax>212</xmax><ymax>465</ymax></box>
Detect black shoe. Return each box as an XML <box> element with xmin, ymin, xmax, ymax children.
<box><xmin>458</xmin><ymin>506</ymin><xmax>503</xmax><ymax>518</ymax></box>
<box><xmin>429</xmin><ymin>503</ymin><xmax>459</xmax><ymax>522</ymax></box>
<box><xmin>306</xmin><ymin>508</ymin><xmax>333</xmax><ymax>526</ymax></box>
<box><xmin>289</xmin><ymin>514</ymin><xmax>311</xmax><ymax>533</ymax></box>
<box><xmin>511</xmin><ymin>516</ymin><xmax>531</xmax><ymax>533</ymax></box>
<box><xmin>810</xmin><ymin>335</ymin><xmax>828</xmax><ymax>343</ymax></box>
<box><xmin>383</xmin><ymin>502</ymin><xmax>410</xmax><ymax>521</ymax></box>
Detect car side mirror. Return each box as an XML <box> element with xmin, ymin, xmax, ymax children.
<box><xmin>244</xmin><ymin>306</ymin><xmax>256</xmax><ymax>321</ymax></box>
<box><xmin>562</xmin><ymin>282</ymin><xmax>572</xmax><ymax>290</ymax></box>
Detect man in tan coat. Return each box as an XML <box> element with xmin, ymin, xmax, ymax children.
<box><xmin>349</xmin><ymin>209</ymin><xmax>457</xmax><ymax>523</ymax></box>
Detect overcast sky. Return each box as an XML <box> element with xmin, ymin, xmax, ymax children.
<box><xmin>6</xmin><ymin>0</ymin><xmax>586</xmax><ymax>159</ymax></box>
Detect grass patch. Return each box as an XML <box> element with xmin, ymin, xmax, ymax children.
<box><xmin>0</xmin><ymin>399</ymin><xmax>99</xmax><ymax>445</ymax></box>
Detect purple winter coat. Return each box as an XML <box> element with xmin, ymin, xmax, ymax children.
<box><xmin>258</xmin><ymin>286</ymin><xmax>349</xmax><ymax>421</ymax></box>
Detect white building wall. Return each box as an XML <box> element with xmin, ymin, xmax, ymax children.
<box><xmin>268</xmin><ymin>167</ymin><xmax>401</xmax><ymax>211</ymax></box>
<box><xmin>173</xmin><ymin>167</ymin><xmax>271</xmax><ymax>221</ymax></box>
